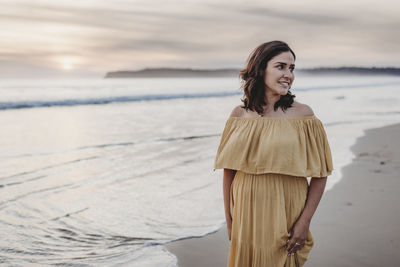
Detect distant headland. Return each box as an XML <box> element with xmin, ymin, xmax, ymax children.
<box><xmin>104</xmin><ymin>67</ymin><xmax>400</xmax><ymax>78</ymax></box>
<box><xmin>105</xmin><ymin>68</ymin><xmax>239</xmax><ymax>78</ymax></box>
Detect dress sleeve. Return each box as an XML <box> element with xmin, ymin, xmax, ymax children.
<box><xmin>304</xmin><ymin>118</ymin><xmax>333</xmax><ymax>177</ymax></box>
<box><xmin>213</xmin><ymin>118</ymin><xmax>236</xmax><ymax>171</ymax></box>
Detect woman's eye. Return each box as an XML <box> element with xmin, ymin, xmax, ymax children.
<box><xmin>277</xmin><ymin>65</ymin><xmax>294</xmax><ymax>72</ymax></box>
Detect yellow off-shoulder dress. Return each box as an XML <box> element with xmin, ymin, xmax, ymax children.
<box><xmin>214</xmin><ymin>115</ymin><xmax>333</xmax><ymax>267</ymax></box>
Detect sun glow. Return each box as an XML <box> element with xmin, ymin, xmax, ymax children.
<box><xmin>57</xmin><ymin>56</ymin><xmax>81</xmax><ymax>71</ymax></box>
<box><xmin>63</xmin><ymin>62</ymin><xmax>72</xmax><ymax>70</ymax></box>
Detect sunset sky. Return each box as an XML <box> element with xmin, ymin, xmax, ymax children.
<box><xmin>1</xmin><ymin>0</ymin><xmax>399</xmax><ymax>78</ymax></box>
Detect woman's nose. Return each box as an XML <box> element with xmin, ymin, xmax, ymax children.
<box><xmin>283</xmin><ymin>71</ymin><xmax>291</xmax><ymax>78</ymax></box>
<box><xmin>283</xmin><ymin>69</ymin><xmax>293</xmax><ymax>78</ymax></box>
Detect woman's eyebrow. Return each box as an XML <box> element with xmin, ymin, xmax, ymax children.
<box><xmin>275</xmin><ymin>62</ymin><xmax>295</xmax><ymax>67</ymax></box>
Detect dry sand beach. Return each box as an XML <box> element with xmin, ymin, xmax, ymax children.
<box><xmin>165</xmin><ymin>123</ymin><xmax>400</xmax><ymax>267</ymax></box>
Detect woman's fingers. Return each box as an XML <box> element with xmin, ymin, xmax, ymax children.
<box><xmin>286</xmin><ymin>238</ymin><xmax>304</xmax><ymax>255</ymax></box>
<box><xmin>227</xmin><ymin>226</ymin><xmax>232</xmax><ymax>241</ymax></box>
<box><xmin>286</xmin><ymin>237</ymin><xmax>296</xmax><ymax>253</ymax></box>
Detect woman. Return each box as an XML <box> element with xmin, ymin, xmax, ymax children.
<box><xmin>214</xmin><ymin>41</ymin><xmax>333</xmax><ymax>267</ymax></box>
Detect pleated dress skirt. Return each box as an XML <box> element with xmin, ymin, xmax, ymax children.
<box><xmin>228</xmin><ymin>171</ymin><xmax>314</xmax><ymax>267</ymax></box>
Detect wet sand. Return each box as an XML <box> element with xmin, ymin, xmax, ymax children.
<box><xmin>165</xmin><ymin>123</ymin><xmax>400</xmax><ymax>267</ymax></box>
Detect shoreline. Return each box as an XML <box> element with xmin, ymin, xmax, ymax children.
<box><xmin>165</xmin><ymin>226</ymin><xmax>229</xmax><ymax>267</ymax></box>
<box><xmin>165</xmin><ymin>122</ymin><xmax>400</xmax><ymax>266</ymax></box>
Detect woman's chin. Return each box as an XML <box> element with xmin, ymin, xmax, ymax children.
<box><xmin>269</xmin><ymin>87</ymin><xmax>289</xmax><ymax>96</ymax></box>
<box><xmin>279</xmin><ymin>89</ymin><xmax>289</xmax><ymax>95</ymax></box>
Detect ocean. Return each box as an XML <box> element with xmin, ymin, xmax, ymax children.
<box><xmin>1</xmin><ymin>74</ymin><xmax>399</xmax><ymax>266</ymax></box>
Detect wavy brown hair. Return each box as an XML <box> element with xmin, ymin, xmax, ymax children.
<box><xmin>240</xmin><ymin>40</ymin><xmax>296</xmax><ymax>115</ymax></box>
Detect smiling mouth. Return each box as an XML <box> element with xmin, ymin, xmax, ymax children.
<box><xmin>278</xmin><ymin>81</ymin><xmax>290</xmax><ymax>86</ymax></box>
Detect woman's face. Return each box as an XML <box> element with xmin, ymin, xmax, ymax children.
<box><xmin>264</xmin><ymin>51</ymin><xmax>295</xmax><ymax>96</ymax></box>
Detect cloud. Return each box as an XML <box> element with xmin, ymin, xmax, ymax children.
<box><xmin>233</xmin><ymin>6</ymin><xmax>351</xmax><ymax>25</ymax></box>
<box><xmin>0</xmin><ymin>0</ymin><xmax>399</xmax><ymax>77</ymax></box>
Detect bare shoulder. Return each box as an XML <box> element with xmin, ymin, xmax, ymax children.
<box><xmin>292</xmin><ymin>101</ymin><xmax>315</xmax><ymax>116</ymax></box>
<box><xmin>229</xmin><ymin>105</ymin><xmax>244</xmax><ymax>118</ymax></box>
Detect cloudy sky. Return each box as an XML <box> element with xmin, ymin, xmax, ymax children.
<box><xmin>1</xmin><ymin>0</ymin><xmax>399</xmax><ymax>78</ymax></box>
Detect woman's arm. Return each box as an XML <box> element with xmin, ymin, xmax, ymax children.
<box><xmin>299</xmin><ymin>177</ymin><xmax>327</xmax><ymax>223</ymax></box>
<box><xmin>223</xmin><ymin>168</ymin><xmax>236</xmax><ymax>241</ymax></box>
<box><xmin>286</xmin><ymin>176</ymin><xmax>327</xmax><ymax>254</ymax></box>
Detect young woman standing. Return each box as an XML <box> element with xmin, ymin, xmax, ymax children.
<box><xmin>214</xmin><ymin>40</ymin><xmax>333</xmax><ymax>267</ymax></box>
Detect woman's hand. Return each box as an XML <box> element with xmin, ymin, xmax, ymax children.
<box><xmin>286</xmin><ymin>177</ymin><xmax>327</xmax><ymax>255</ymax></box>
<box><xmin>286</xmin><ymin>218</ymin><xmax>310</xmax><ymax>255</ymax></box>
<box><xmin>226</xmin><ymin>218</ymin><xmax>232</xmax><ymax>241</ymax></box>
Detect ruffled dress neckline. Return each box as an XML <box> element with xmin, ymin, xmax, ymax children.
<box><xmin>213</xmin><ymin>115</ymin><xmax>333</xmax><ymax>177</ymax></box>
<box><xmin>229</xmin><ymin>115</ymin><xmax>316</xmax><ymax>120</ymax></box>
